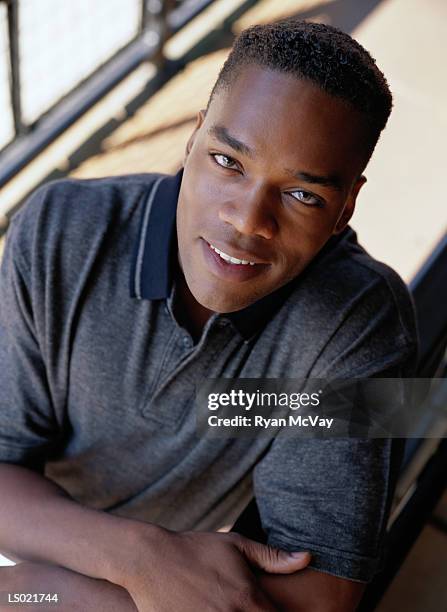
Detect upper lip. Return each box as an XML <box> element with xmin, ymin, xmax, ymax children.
<box><xmin>205</xmin><ymin>239</ymin><xmax>271</xmax><ymax>265</ymax></box>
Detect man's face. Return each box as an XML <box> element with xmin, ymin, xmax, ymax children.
<box><xmin>177</xmin><ymin>65</ymin><xmax>368</xmax><ymax>313</ymax></box>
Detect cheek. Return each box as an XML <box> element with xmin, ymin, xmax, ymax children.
<box><xmin>176</xmin><ymin>200</ymin><xmax>195</xmax><ymax>272</ymax></box>
<box><xmin>281</xmin><ymin>212</ymin><xmax>332</xmax><ymax>250</ymax></box>
<box><xmin>187</xmin><ymin>150</ymin><xmax>218</xmax><ymax>196</ymax></box>
<box><xmin>278</xmin><ymin>216</ymin><xmax>335</xmax><ymax>276</ymax></box>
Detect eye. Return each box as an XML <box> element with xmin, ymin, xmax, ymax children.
<box><xmin>287</xmin><ymin>190</ymin><xmax>323</xmax><ymax>207</ymax></box>
<box><xmin>212</xmin><ymin>153</ymin><xmax>239</xmax><ymax>170</ymax></box>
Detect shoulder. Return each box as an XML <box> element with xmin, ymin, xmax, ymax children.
<box><xmin>6</xmin><ymin>173</ymin><xmax>165</xmax><ymax>267</ymax></box>
<box><xmin>284</xmin><ymin>227</ymin><xmax>419</xmax><ymax>376</ymax></box>
<box><xmin>11</xmin><ymin>173</ymin><xmax>163</xmax><ymax>230</ymax></box>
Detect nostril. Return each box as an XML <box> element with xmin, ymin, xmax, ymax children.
<box><xmin>218</xmin><ymin>206</ymin><xmax>276</xmax><ymax>240</ymax></box>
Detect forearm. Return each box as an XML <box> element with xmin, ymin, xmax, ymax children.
<box><xmin>0</xmin><ymin>464</ymin><xmax>319</xmax><ymax>609</ymax></box>
<box><xmin>258</xmin><ymin>568</ymin><xmax>365</xmax><ymax>612</ymax></box>
<box><xmin>0</xmin><ymin>561</ymin><xmax>137</xmax><ymax>612</ymax></box>
<box><xmin>0</xmin><ymin>464</ymin><xmax>159</xmax><ymax>586</ymax></box>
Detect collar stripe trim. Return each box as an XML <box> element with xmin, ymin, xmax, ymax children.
<box><xmin>134</xmin><ymin>177</ymin><xmax>163</xmax><ymax>299</ymax></box>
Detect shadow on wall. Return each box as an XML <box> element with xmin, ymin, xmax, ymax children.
<box><xmin>285</xmin><ymin>0</ymin><xmax>385</xmax><ymax>33</ymax></box>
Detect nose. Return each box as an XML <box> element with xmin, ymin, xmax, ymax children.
<box><xmin>218</xmin><ymin>181</ymin><xmax>278</xmax><ymax>239</ymax></box>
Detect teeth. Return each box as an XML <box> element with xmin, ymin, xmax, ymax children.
<box><xmin>209</xmin><ymin>243</ymin><xmax>256</xmax><ymax>265</ymax></box>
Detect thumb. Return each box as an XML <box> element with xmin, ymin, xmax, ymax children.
<box><xmin>233</xmin><ymin>536</ymin><xmax>311</xmax><ymax>574</ymax></box>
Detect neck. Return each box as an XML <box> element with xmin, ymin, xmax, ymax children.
<box><xmin>173</xmin><ymin>269</ymin><xmax>214</xmax><ymax>342</ymax></box>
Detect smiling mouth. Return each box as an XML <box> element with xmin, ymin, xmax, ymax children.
<box><xmin>201</xmin><ymin>238</ymin><xmax>270</xmax><ymax>282</ymax></box>
<box><xmin>207</xmin><ymin>242</ymin><xmax>257</xmax><ymax>266</ymax></box>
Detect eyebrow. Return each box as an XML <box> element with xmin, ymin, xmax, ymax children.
<box><xmin>285</xmin><ymin>169</ymin><xmax>343</xmax><ymax>192</ymax></box>
<box><xmin>208</xmin><ymin>124</ymin><xmax>255</xmax><ymax>159</ymax></box>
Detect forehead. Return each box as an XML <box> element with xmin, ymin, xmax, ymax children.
<box><xmin>207</xmin><ymin>65</ymin><xmax>367</xmax><ymax>179</ymax></box>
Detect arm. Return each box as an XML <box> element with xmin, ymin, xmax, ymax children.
<box><xmin>0</xmin><ymin>463</ymin><xmax>146</xmax><ymax>582</ymax></box>
<box><xmin>0</xmin><ymin>462</ymin><xmax>354</xmax><ymax>612</ymax></box>
<box><xmin>258</xmin><ymin>568</ymin><xmax>365</xmax><ymax>612</ymax></box>
<box><xmin>0</xmin><ymin>562</ymin><xmax>137</xmax><ymax>612</ymax></box>
<box><xmin>0</xmin><ymin>464</ymin><xmax>312</xmax><ymax>611</ymax></box>
<box><xmin>249</xmin><ymin>275</ymin><xmax>418</xmax><ymax>609</ymax></box>
<box><xmin>0</xmin><ymin>562</ymin><xmax>363</xmax><ymax>612</ymax></box>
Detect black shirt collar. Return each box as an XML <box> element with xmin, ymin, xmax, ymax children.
<box><xmin>130</xmin><ymin>169</ymin><xmax>352</xmax><ymax>341</ymax></box>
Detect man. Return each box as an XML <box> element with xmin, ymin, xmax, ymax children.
<box><xmin>0</xmin><ymin>19</ymin><xmax>418</xmax><ymax>611</ymax></box>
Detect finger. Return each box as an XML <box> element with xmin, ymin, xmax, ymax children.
<box><xmin>233</xmin><ymin>536</ymin><xmax>311</xmax><ymax>574</ymax></box>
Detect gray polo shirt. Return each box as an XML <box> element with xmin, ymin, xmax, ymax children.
<box><xmin>0</xmin><ymin>170</ymin><xmax>418</xmax><ymax>582</ymax></box>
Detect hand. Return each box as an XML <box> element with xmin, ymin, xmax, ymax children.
<box><xmin>121</xmin><ymin>527</ymin><xmax>311</xmax><ymax>612</ymax></box>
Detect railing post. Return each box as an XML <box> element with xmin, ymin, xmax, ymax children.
<box><xmin>140</xmin><ymin>0</ymin><xmax>176</xmax><ymax>67</ymax></box>
<box><xmin>7</xmin><ymin>0</ymin><xmax>24</xmax><ymax>135</ymax></box>
<box><xmin>140</xmin><ymin>0</ymin><xmax>148</xmax><ymax>33</ymax></box>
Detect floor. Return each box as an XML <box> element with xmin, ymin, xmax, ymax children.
<box><xmin>0</xmin><ymin>0</ymin><xmax>446</xmax><ymax>608</ymax></box>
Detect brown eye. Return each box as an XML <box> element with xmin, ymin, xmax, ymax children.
<box><xmin>213</xmin><ymin>154</ymin><xmax>238</xmax><ymax>169</ymax></box>
<box><xmin>288</xmin><ymin>190</ymin><xmax>323</xmax><ymax>207</ymax></box>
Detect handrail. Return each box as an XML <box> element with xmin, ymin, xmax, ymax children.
<box><xmin>0</xmin><ymin>0</ymin><xmax>218</xmax><ymax>191</ymax></box>
<box><xmin>410</xmin><ymin>232</ymin><xmax>447</xmax><ymax>377</ymax></box>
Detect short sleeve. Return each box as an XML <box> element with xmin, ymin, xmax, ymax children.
<box><xmin>0</xmin><ymin>204</ymin><xmax>59</xmax><ymax>471</ymax></box>
<box><xmin>253</xmin><ymin>276</ymin><xmax>419</xmax><ymax>583</ymax></box>
<box><xmin>253</xmin><ymin>436</ymin><xmax>404</xmax><ymax>582</ymax></box>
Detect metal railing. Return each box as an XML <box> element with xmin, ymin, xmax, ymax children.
<box><xmin>0</xmin><ymin>0</ymin><xmax>216</xmax><ymax>189</ymax></box>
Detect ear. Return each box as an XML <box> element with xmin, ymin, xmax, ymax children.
<box><xmin>333</xmin><ymin>175</ymin><xmax>367</xmax><ymax>235</ymax></box>
<box><xmin>183</xmin><ymin>109</ymin><xmax>206</xmax><ymax>165</ymax></box>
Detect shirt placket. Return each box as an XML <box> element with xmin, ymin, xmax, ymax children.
<box><xmin>141</xmin><ymin>317</ymin><xmax>235</xmax><ymax>429</ymax></box>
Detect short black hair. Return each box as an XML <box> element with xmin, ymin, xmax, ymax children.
<box><xmin>209</xmin><ymin>19</ymin><xmax>393</xmax><ymax>165</ymax></box>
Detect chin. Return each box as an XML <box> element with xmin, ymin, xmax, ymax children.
<box><xmin>204</xmin><ymin>293</ymin><xmax>256</xmax><ymax>314</ymax></box>
<box><xmin>190</xmin><ymin>285</ymin><xmax>237</xmax><ymax>312</ymax></box>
